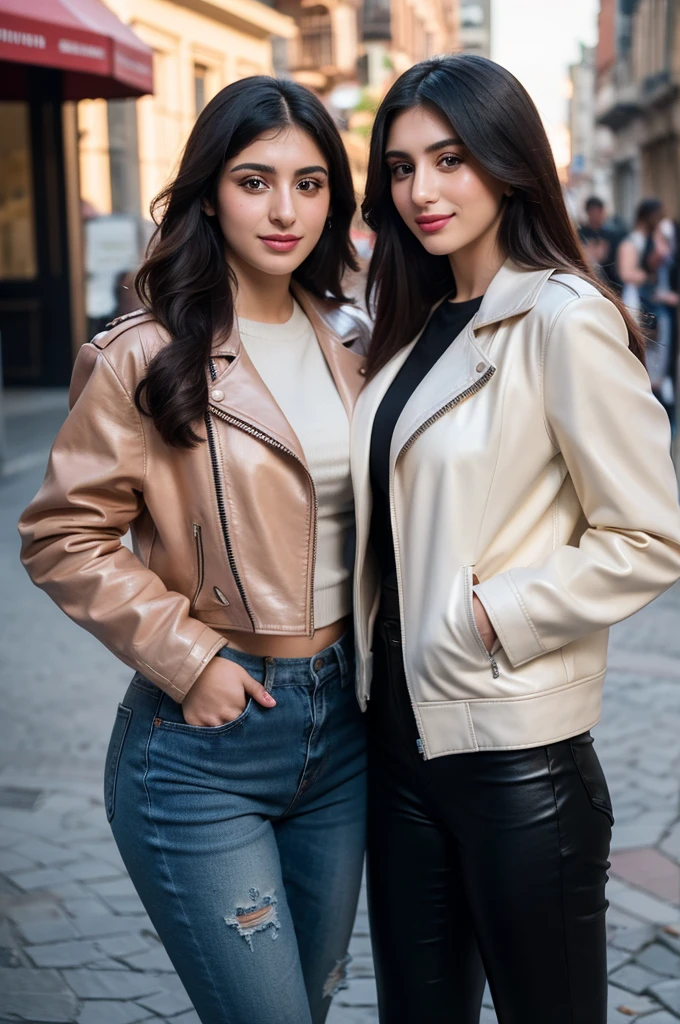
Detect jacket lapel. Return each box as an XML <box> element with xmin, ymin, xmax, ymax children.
<box><xmin>206</xmin><ymin>284</ymin><xmax>368</xmax><ymax>466</ymax></box>
<box><xmin>207</xmin><ymin>319</ymin><xmax>309</xmax><ymax>467</ymax></box>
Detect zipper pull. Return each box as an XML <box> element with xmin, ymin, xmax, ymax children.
<box><xmin>489</xmin><ymin>656</ymin><xmax>500</xmax><ymax>679</ymax></box>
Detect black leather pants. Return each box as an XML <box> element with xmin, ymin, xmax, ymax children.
<box><xmin>367</xmin><ymin>592</ymin><xmax>613</xmax><ymax>1024</ymax></box>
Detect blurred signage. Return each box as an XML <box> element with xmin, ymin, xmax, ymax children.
<box><xmin>85</xmin><ymin>214</ymin><xmax>139</xmax><ymax>318</ymax></box>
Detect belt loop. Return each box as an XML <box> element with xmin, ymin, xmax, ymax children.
<box><xmin>263</xmin><ymin>656</ymin><xmax>275</xmax><ymax>693</ymax></box>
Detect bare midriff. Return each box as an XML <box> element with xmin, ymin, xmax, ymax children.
<box><xmin>216</xmin><ymin>616</ymin><xmax>351</xmax><ymax>659</ymax></box>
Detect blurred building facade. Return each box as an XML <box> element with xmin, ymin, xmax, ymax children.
<box><xmin>0</xmin><ymin>0</ymin><xmax>155</xmax><ymax>386</ymax></box>
<box><xmin>459</xmin><ymin>0</ymin><xmax>490</xmax><ymax>58</ymax></box>
<box><xmin>596</xmin><ymin>0</ymin><xmax>680</xmax><ymax>225</ymax></box>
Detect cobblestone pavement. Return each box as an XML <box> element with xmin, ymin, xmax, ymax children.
<box><xmin>0</xmin><ymin>390</ymin><xmax>678</xmax><ymax>1024</ymax></box>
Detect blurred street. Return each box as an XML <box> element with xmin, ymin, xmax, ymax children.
<box><xmin>0</xmin><ymin>392</ymin><xmax>678</xmax><ymax>1023</ymax></box>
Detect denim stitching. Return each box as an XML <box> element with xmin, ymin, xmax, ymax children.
<box><xmin>141</xmin><ymin>690</ymin><xmax>232</xmax><ymax>1020</ymax></box>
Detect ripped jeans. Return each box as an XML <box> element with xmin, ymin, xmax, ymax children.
<box><xmin>104</xmin><ymin>631</ymin><xmax>367</xmax><ymax>1024</ymax></box>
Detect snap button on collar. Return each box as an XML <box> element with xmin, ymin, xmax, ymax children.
<box><xmin>211</xmin><ymin>389</ymin><xmax>224</xmax><ymax>401</ymax></box>
<box><xmin>475</xmin><ymin>362</ymin><xmax>486</xmax><ymax>373</ymax></box>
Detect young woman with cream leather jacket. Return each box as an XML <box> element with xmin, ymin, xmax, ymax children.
<box><xmin>353</xmin><ymin>54</ymin><xmax>680</xmax><ymax>1024</ymax></box>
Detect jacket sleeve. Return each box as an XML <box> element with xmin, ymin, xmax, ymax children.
<box><xmin>473</xmin><ymin>292</ymin><xmax>680</xmax><ymax>668</ymax></box>
<box><xmin>17</xmin><ymin>344</ymin><xmax>226</xmax><ymax>700</ymax></box>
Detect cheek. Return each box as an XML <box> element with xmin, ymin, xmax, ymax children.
<box><xmin>217</xmin><ymin>188</ymin><xmax>261</xmax><ymax>239</ymax></box>
<box><xmin>299</xmin><ymin>192</ymin><xmax>330</xmax><ymax>230</ymax></box>
<box><xmin>390</xmin><ymin>179</ymin><xmax>411</xmax><ymax>220</ymax></box>
<box><xmin>451</xmin><ymin>171</ymin><xmax>502</xmax><ymax>223</ymax></box>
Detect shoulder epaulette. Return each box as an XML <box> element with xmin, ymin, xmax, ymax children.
<box><xmin>105</xmin><ymin>308</ymin><xmax>149</xmax><ymax>329</ymax></box>
<box><xmin>90</xmin><ymin>309</ymin><xmax>156</xmax><ymax>350</ymax></box>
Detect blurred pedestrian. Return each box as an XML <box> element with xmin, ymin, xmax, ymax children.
<box><xmin>578</xmin><ymin>195</ymin><xmax>624</xmax><ymax>294</ymax></box>
<box><xmin>648</xmin><ymin>217</ymin><xmax>679</xmax><ymax>421</ymax></box>
<box><xmin>18</xmin><ymin>76</ymin><xmax>371</xmax><ymax>1024</ymax></box>
<box><xmin>353</xmin><ymin>54</ymin><xmax>680</xmax><ymax>1024</ymax></box>
<box><xmin>617</xmin><ymin>197</ymin><xmax>664</xmax><ymax>320</ymax></box>
<box><xmin>619</xmin><ymin>200</ymin><xmax>679</xmax><ymax>420</ymax></box>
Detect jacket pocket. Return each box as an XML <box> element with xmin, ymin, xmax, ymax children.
<box><xmin>464</xmin><ymin>566</ymin><xmax>500</xmax><ymax>680</ymax></box>
<box><xmin>569</xmin><ymin>732</ymin><xmax>614</xmax><ymax>825</ymax></box>
<box><xmin>104</xmin><ymin>704</ymin><xmax>132</xmax><ymax>822</ymax></box>
<box><xmin>190</xmin><ymin>523</ymin><xmax>205</xmax><ymax>609</ymax></box>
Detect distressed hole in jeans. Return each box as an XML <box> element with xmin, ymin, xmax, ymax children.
<box><xmin>224</xmin><ymin>887</ymin><xmax>280</xmax><ymax>951</ymax></box>
<box><xmin>322</xmin><ymin>953</ymin><xmax>352</xmax><ymax>999</ymax></box>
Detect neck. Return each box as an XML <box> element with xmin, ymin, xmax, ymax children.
<box><xmin>228</xmin><ymin>252</ymin><xmax>295</xmax><ymax>323</ymax></box>
<box><xmin>448</xmin><ymin>221</ymin><xmax>505</xmax><ymax>302</ymax></box>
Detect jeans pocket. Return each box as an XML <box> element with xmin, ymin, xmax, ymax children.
<box><xmin>569</xmin><ymin>732</ymin><xmax>615</xmax><ymax>826</ymax></box>
<box><xmin>104</xmin><ymin>704</ymin><xmax>132</xmax><ymax>823</ymax></box>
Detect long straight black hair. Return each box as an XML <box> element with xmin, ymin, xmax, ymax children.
<box><xmin>135</xmin><ymin>76</ymin><xmax>359</xmax><ymax>448</ymax></box>
<box><xmin>362</xmin><ymin>55</ymin><xmax>645</xmax><ymax>378</ymax></box>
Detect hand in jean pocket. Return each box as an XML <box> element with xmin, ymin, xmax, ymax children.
<box><xmin>181</xmin><ymin>654</ymin><xmax>276</xmax><ymax>727</ymax></box>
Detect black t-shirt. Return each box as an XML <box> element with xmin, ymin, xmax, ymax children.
<box><xmin>369</xmin><ymin>293</ymin><xmax>484</xmax><ymax>589</ymax></box>
<box><xmin>578</xmin><ymin>224</ymin><xmax>625</xmax><ymax>292</ymax></box>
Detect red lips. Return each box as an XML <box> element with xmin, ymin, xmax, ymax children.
<box><xmin>259</xmin><ymin>234</ymin><xmax>302</xmax><ymax>252</ymax></box>
<box><xmin>414</xmin><ymin>213</ymin><xmax>454</xmax><ymax>234</ymax></box>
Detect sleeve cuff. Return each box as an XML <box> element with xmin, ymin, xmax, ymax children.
<box><xmin>171</xmin><ymin>626</ymin><xmax>228</xmax><ymax>700</ymax></box>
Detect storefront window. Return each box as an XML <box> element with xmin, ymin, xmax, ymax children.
<box><xmin>0</xmin><ymin>103</ymin><xmax>38</xmax><ymax>280</ymax></box>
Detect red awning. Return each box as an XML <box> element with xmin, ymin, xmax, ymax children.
<box><xmin>0</xmin><ymin>0</ymin><xmax>154</xmax><ymax>99</ymax></box>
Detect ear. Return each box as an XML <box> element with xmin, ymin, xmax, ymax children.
<box><xmin>203</xmin><ymin>200</ymin><xmax>216</xmax><ymax>217</ymax></box>
<box><xmin>504</xmin><ymin>186</ymin><xmax>514</xmax><ymax>198</ymax></box>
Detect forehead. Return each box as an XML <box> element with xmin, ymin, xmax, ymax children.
<box><xmin>386</xmin><ymin>105</ymin><xmax>457</xmax><ymax>149</ymax></box>
<box><xmin>227</xmin><ymin>125</ymin><xmax>327</xmax><ymax>168</ymax></box>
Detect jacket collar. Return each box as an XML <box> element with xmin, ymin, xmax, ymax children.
<box><xmin>208</xmin><ymin>282</ymin><xmax>365</xmax><ymax>466</ymax></box>
<box><xmin>471</xmin><ymin>259</ymin><xmax>555</xmax><ymax>333</ymax></box>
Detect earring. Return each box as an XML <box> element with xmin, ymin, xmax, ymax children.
<box><xmin>325</xmin><ymin>216</ymin><xmax>332</xmax><ymax>230</ymax></box>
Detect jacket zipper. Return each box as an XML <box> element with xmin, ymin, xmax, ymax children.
<box><xmin>465</xmin><ymin>566</ymin><xmax>500</xmax><ymax>679</ymax></box>
<box><xmin>191</xmin><ymin>523</ymin><xmax>205</xmax><ymax>608</ymax></box>
<box><xmin>389</xmin><ymin>365</ymin><xmax>497</xmax><ymax>760</ymax></box>
<box><xmin>204</xmin><ymin>411</ymin><xmax>256</xmax><ymax>629</ymax></box>
<box><xmin>207</xmin><ymin>404</ymin><xmax>318</xmax><ymax>637</ymax></box>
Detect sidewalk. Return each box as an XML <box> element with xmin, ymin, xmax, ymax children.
<box><xmin>0</xmin><ymin>389</ymin><xmax>678</xmax><ymax>1024</ymax></box>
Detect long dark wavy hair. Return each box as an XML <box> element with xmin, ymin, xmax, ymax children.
<box><xmin>135</xmin><ymin>76</ymin><xmax>359</xmax><ymax>447</ymax></box>
<box><xmin>362</xmin><ymin>55</ymin><xmax>645</xmax><ymax>378</ymax></box>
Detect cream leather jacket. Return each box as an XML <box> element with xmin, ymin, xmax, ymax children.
<box><xmin>351</xmin><ymin>261</ymin><xmax>680</xmax><ymax>758</ymax></box>
<box><xmin>19</xmin><ymin>283</ymin><xmax>368</xmax><ymax>702</ymax></box>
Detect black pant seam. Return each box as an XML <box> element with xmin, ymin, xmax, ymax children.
<box><xmin>545</xmin><ymin>745</ymin><xmax>576</xmax><ymax>1024</ymax></box>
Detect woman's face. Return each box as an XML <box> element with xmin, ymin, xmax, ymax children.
<box><xmin>385</xmin><ymin>105</ymin><xmax>509</xmax><ymax>259</ymax></box>
<box><xmin>205</xmin><ymin>125</ymin><xmax>331</xmax><ymax>277</ymax></box>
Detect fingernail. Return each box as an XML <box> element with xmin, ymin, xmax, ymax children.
<box><xmin>265</xmin><ymin>694</ymin><xmax>276</xmax><ymax>705</ymax></box>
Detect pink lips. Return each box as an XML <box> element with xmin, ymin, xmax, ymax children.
<box><xmin>415</xmin><ymin>214</ymin><xmax>454</xmax><ymax>234</ymax></box>
<box><xmin>259</xmin><ymin>235</ymin><xmax>302</xmax><ymax>252</ymax></box>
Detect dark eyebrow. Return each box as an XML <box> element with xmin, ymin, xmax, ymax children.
<box><xmin>229</xmin><ymin>162</ymin><xmax>328</xmax><ymax>176</ymax></box>
<box><xmin>385</xmin><ymin>137</ymin><xmax>463</xmax><ymax>160</ymax></box>
<box><xmin>230</xmin><ymin>163</ymin><xmax>275</xmax><ymax>174</ymax></box>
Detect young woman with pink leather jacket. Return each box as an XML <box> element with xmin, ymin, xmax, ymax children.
<box><xmin>19</xmin><ymin>77</ymin><xmax>370</xmax><ymax>1024</ymax></box>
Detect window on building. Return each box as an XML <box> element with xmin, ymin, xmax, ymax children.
<box><xmin>0</xmin><ymin>102</ymin><xmax>37</xmax><ymax>280</ymax></box>
<box><xmin>300</xmin><ymin>6</ymin><xmax>333</xmax><ymax>69</ymax></box>
<box><xmin>194</xmin><ymin>64</ymin><xmax>208</xmax><ymax>116</ymax></box>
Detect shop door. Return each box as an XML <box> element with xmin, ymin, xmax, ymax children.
<box><xmin>0</xmin><ymin>69</ymin><xmax>73</xmax><ymax>387</ymax></box>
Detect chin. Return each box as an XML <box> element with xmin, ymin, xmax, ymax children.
<box><xmin>243</xmin><ymin>252</ymin><xmax>305</xmax><ymax>276</ymax></box>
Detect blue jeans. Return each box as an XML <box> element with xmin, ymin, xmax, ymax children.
<box><xmin>104</xmin><ymin>632</ymin><xmax>367</xmax><ymax>1024</ymax></box>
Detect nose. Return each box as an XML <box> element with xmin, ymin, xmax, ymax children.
<box><xmin>411</xmin><ymin>163</ymin><xmax>439</xmax><ymax>207</ymax></box>
<box><xmin>269</xmin><ymin>186</ymin><xmax>296</xmax><ymax>228</ymax></box>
